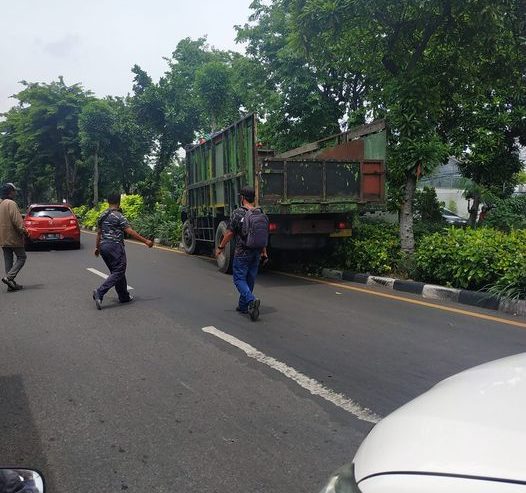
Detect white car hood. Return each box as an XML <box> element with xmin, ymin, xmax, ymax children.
<box><xmin>354</xmin><ymin>353</ymin><xmax>526</xmax><ymax>483</ymax></box>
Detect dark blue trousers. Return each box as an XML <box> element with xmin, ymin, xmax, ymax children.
<box><xmin>233</xmin><ymin>250</ymin><xmax>260</xmax><ymax>311</ymax></box>
<box><xmin>96</xmin><ymin>242</ymin><xmax>130</xmax><ymax>302</ymax></box>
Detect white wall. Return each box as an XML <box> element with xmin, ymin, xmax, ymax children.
<box><xmin>434</xmin><ymin>188</ymin><xmax>470</xmax><ymax>218</ymax></box>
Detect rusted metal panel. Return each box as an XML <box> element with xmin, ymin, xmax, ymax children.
<box><xmin>361</xmin><ymin>161</ymin><xmax>385</xmax><ymax>202</ymax></box>
<box><xmin>275</xmin><ymin>119</ymin><xmax>386</xmax><ymax>160</ymax></box>
<box><xmin>317</xmin><ymin>139</ymin><xmax>364</xmax><ymax>161</ymax></box>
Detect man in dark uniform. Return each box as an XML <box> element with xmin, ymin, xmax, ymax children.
<box><xmin>92</xmin><ymin>193</ymin><xmax>153</xmax><ymax>310</ymax></box>
<box><xmin>215</xmin><ymin>186</ymin><xmax>268</xmax><ymax>321</ymax></box>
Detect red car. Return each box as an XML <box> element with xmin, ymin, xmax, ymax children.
<box><xmin>24</xmin><ymin>204</ymin><xmax>81</xmax><ymax>249</ymax></box>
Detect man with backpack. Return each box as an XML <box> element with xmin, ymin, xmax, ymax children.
<box><xmin>215</xmin><ymin>186</ymin><xmax>269</xmax><ymax>321</ymax></box>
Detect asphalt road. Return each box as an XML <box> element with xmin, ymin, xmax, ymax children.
<box><xmin>1</xmin><ymin>232</ymin><xmax>525</xmax><ymax>492</ymax></box>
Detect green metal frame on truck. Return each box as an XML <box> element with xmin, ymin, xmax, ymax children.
<box><xmin>182</xmin><ymin>113</ymin><xmax>386</xmax><ymax>272</ymax></box>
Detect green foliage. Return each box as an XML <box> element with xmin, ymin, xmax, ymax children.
<box><xmin>194</xmin><ymin>61</ymin><xmax>240</xmax><ymax>131</ymax></box>
<box><xmin>414</xmin><ymin>187</ymin><xmax>444</xmax><ymax>223</ymax></box>
<box><xmin>133</xmin><ymin>206</ymin><xmax>182</xmax><ymax>247</ymax></box>
<box><xmin>415</xmin><ymin>228</ymin><xmax>526</xmax><ymax>298</ymax></box>
<box><xmin>412</xmin><ymin>220</ymin><xmax>448</xmax><ymax>241</ymax></box>
<box><xmin>334</xmin><ymin>222</ymin><xmax>401</xmax><ymax>275</ymax></box>
<box><xmin>72</xmin><ymin>205</ymin><xmax>89</xmax><ymax>222</ymax></box>
<box><xmin>289</xmin><ymin>0</ymin><xmax>525</xmax><ymax>252</ymax></box>
<box><xmin>447</xmin><ymin>201</ymin><xmax>458</xmax><ymax>214</ymax></box>
<box><xmin>78</xmin><ymin>194</ymin><xmax>145</xmax><ymax>228</ymax></box>
<box><xmin>0</xmin><ymin>78</ymin><xmax>91</xmax><ymax>206</ymax></box>
<box><xmin>119</xmin><ymin>194</ymin><xmax>144</xmax><ymax>222</ymax></box>
<box><xmin>76</xmin><ymin>194</ymin><xmax>180</xmax><ymax>247</ymax></box>
<box><xmin>0</xmin><ymin>79</ymin><xmax>150</xmax><ymax>208</ymax></box>
<box><xmin>82</xmin><ymin>202</ymin><xmax>108</xmax><ymax>229</ymax></box>
<box><xmin>483</xmin><ymin>195</ymin><xmax>526</xmax><ymax>231</ymax></box>
<box><xmin>236</xmin><ymin>1</ymin><xmax>344</xmax><ymax>151</ymax></box>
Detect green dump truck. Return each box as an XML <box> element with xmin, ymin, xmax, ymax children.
<box><xmin>182</xmin><ymin>114</ymin><xmax>386</xmax><ymax>272</ymax></box>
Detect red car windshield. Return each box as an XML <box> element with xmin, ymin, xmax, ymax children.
<box><xmin>28</xmin><ymin>207</ymin><xmax>73</xmax><ymax>218</ymax></box>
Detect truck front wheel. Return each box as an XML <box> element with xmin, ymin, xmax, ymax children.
<box><xmin>215</xmin><ymin>221</ymin><xmax>234</xmax><ymax>274</ymax></box>
<box><xmin>182</xmin><ymin>220</ymin><xmax>197</xmax><ymax>255</ymax></box>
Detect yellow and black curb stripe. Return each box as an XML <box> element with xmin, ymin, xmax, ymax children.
<box><xmin>321</xmin><ymin>268</ymin><xmax>526</xmax><ymax>319</ymax></box>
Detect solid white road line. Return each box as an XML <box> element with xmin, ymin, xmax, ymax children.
<box><xmin>202</xmin><ymin>326</ymin><xmax>381</xmax><ymax>424</ymax></box>
<box><xmin>86</xmin><ymin>268</ymin><xmax>134</xmax><ymax>290</ymax></box>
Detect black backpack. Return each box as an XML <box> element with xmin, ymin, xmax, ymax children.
<box><xmin>241</xmin><ymin>208</ymin><xmax>269</xmax><ymax>249</ymax></box>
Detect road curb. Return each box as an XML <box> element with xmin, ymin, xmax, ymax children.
<box><xmin>422</xmin><ymin>284</ymin><xmax>460</xmax><ymax>303</ymax></box>
<box><xmin>321</xmin><ymin>269</ymin><xmax>525</xmax><ymax>319</ymax></box>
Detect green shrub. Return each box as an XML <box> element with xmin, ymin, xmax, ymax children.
<box><xmin>415</xmin><ymin>227</ymin><xmax>526</xmax><ymax>298</ymax></box>
<box><xmin>120</xmin><ymin>194</ymin><xmax>144</xmax><ymax>221</ymax></box>
<box><xmin>82</xmin><ymin>202</ymin><xmax>108</xmax><ymax>228</ymax></box>
<box><xmin>483</xmin><ymin>195</ymin><xmax>526</xmax><ymax>231</ymax></box>
<box><xmin>132</xmin><ymin>203</ymin><xmax>182</xmax><ymax>247</ymax></box>
<box><xmin>412</xmin><ymin>186</ymin><xmax>448</xmax><ymax>241</ymax></box>
<box><xmin>72</xmin><ymin>205</ymin><xmax>89</xmax><ymax>222</ymax></box>
<box><xmin>76</xmin><ymin>194</ymin><xmax>145</xmax><ymax>229</ymax></box>
<box><xmin>413</xmin><ymin>220</ymin><xmax>448</xmax><ymax>241</ymax></box>
<box><xmin>414</xmin><ymin>186</ymin><xmax>444</xmax><ymax>223</ymax></box>
<box><xmin>447</xmin><ymin>200</ymin><xmax>458</xmax><ymax>214</ymax></box>
<box><xmin>334</xmin><ymin>222</ymin><xmax>401</xmax><ymax>275</ymax></box>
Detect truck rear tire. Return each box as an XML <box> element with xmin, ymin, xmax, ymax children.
<box><xmin>215</xmin><ymin>221</ymin><xmax>234</xmax><ymax>274</ymax></box>
<box><xmin>182</xmin><ymin>220</ymin><xmax>197</xmax><ymax>255</ymax></box>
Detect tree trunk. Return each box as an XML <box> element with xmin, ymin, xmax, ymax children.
<box><xmin>211</xmin><ymin>113</ymin><xmax>217</xmax><ymax>132</ymax></box>
<box><xmin>93</xmin><ymin>143</ymin><xmax>100</xmax><ymax>206</ymax></box>
<box><xmin>468</xmin><ymin>193</ymin><xmax>480</xmax><ymax>227</ymax></box>
<box><xmin>63</xmin><ymin>149</ymin><xmax>70</xmax><ymax>202</ymax></box>
<box><xmin>399</xmin><ymin>173</ymin><xmax>418</xmax><ymax>254</ymax></box>
<box><xmin>54</xmin><ymin>170</ymin><xmax>63</xmax><ymax>204</ymax></box>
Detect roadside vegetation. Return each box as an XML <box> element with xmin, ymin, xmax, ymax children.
<box><xmin>307</xmin><ymin>189</ymin><xmax>526</xmax><ymax>300</ymax></box>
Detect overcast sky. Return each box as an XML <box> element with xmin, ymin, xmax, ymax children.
<box><xmin>0</xmin><ymin>0</ymin><xmax>253</xmax><ymax>113</ymax></box>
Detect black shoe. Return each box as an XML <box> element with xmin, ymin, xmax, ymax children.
<box><xmin>119</xmin><ymin>296</ymin><xmax>134</xmax><ymax>304</ymax></box>
<box><xmin>12</xmin><ymin>281</ymin><xmax>23</xmax><ymax>290</ymax></box>
<box><xmin>92</xmin><ymin>290</ymin><xmax>102</xmax><ymax>310</ymax></box>
<box><xmin>236</xmin><ymin>306</ymin><xmax>248</xmax><ymax>314</ymax></box>
<box><xmin>248</xmin><ymin>299</ymin><xmax>261</xmax><ymax>321</ymax></box>
<box><xmin>2</xmin><ymin>277</ymin><xmax>16</xmax><ymax>290</ymax></box>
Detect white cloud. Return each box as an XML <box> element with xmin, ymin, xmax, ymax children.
<box><xmin>39</xmin><ymin>34</ymin><xmax>82</xmax><ymax>58</ymax></box>
<box><xmin>0</xmin><ymin>0</ymin><xmax>251</xmax><ymax>113</ymax></box>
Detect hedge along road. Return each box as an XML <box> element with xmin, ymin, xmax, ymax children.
<box><xmin>1</xmin><ymin>231</ymin><xmax>526</xmax><ymax>493</ymax></box>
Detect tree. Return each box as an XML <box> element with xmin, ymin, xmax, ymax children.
<box><xmin>106</xmin><ymin>97</ymin><xmax>151</xmax><ymax>195</ymax></box>
<box><xmin>236</xmin><ymin>0</ymin><xmax>349</xmax><ymax>151</ymax></box>
<box><xmin>79</xmin><ymin>100</ymin><xmax>115</xmax><ymax>205</ymax></box>
<box><xmin>444</xmin><ymin>0</ymin><xmax>526</xmax><ymax>225</ymax></box>
<box><xmin>194</xmin><ymin>61</ymin><xmax>240</xmax><ymax>131</ymax></box>
<box><xmin>130</xmin><ymin>37</ymin><xmax>245</xmax><ymax>207</ymax></box>
<box><xmin>290</xmin><ymin>0</ymin><xmax>525</xmax><ymax>253</ymax></box>
<box><xmin>0</xmin><ymin>77</ymin><xmax>91</xmax><ymax>205</ymax></box>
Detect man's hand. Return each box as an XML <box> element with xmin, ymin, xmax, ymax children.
<box><xmin>260</xmin><ymin>254</ymin><xmax>269</xmax><ymax>266</ymax></box>
<box><xmin>94</xmin><ymin>248</ymin><xmax>100</xmax><ymax>257</ymax></box>
<box><xmin>215</xmin><ymin>247</ymin><xmax>224</xmax><ymax>258</ymax></box>
<box><xmin>146</xmin><ymin>239</ymin><xmax>154</xmax><ymax>248</ymax></box>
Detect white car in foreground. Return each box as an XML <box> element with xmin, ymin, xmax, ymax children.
<box><xmin>321</xmin><ymin>353</ymin><xmax>526</xmax><ymax>492</ymax></box>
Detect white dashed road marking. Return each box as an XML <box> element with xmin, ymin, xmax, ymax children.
<box><xmin>86</xmin><ymin>267</ymin><xmax>134</xmax><ymax>290</ymax></box>
<box><xmin>202</xmin><ymin>326</ymin><xmax>381</xmax><ymax>424</ymax></box>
